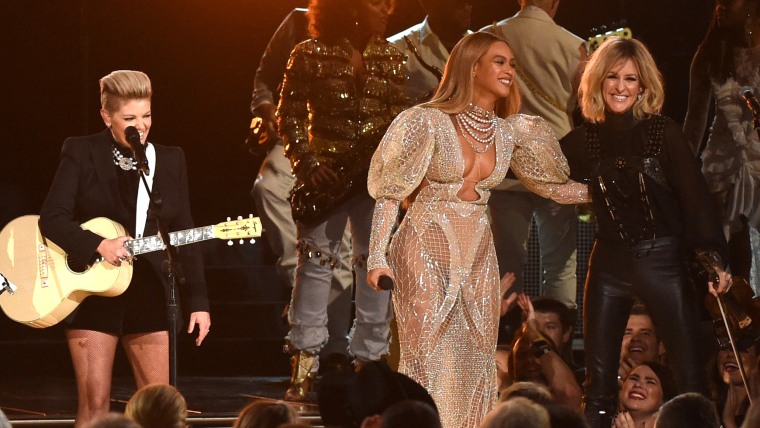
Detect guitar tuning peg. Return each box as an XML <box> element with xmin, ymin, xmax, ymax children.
<box><xmin>237</xmin><ymin>215</ymin><xmax>242</xmax><ymax>220</ymax></box>
<box><xmin>239</xmin><ymin>239</ymin><xmax>244</xmax><ymax>245</ymax></box>
<box><xmin>227</xmin><ymin>240</ymin><xmax>233</xmax><ymax>246</ymax></box>
<box><xmin>227</xmin><ymin>217</ymin><xmax>231</xmax><ymax>221</ymax></box>
<box><xmin>249</xmin><ymin>239</ymin><xmax>255</xmax><ymax>244</ymax></box>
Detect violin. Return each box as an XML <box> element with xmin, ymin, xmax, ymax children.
<box><xmin>704</xmin><ymin>276</ymin><xmax>760</xmax><ymax>404</ymax></box>
<box><xmin>704</xmin><ymin>276</ymin><xmax>760</xmax><ymax>352</ymax></box>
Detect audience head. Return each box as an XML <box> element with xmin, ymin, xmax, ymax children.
<box><xmin>499</xmin><ymin>381</ymin><xmax>553</xmax><ymax>405</ymax></box>
<box><xmin>124</xmin><ymin>383</ymin><xmax>187</xmax><ymax>428</ymax></box>
<box><xmin>380</xmin><ymin>400</ymin><xmax>441</xmax><ymax>428</ymax></box>
<box><xmin>345</xmin><ymin>361</ymin><xmax>437</xmax><ymax>426</ymax></box>
<box><xmin>621</xmin><ymin>304</ymin><xmax>663</xmax><ymax>366</ymax></box>
<box><xmin>531</xmin><ymin>297</ymin><xmax>575</xmax><ymax>350</ymax></box>
<box><xmin>319</xmin><ymin>361</ymin><xmax>437</xmax><ymax>428</ymax></box>
<box><xmin>85</xmin><ymin>413</ymin><xmax>141</xmax><ymax>428</ymax></box>
<box><xmin>619</xmin><ymin>362</ymin><xmax>677</xmax><ymax>419</ymax></box>
<box><xmin>233</xmin><ymin>400</ymin><xmax>299</xmax><ymax>428</ymax></box>
<box><xmin>543</xmin><ymin>402</ymin><xmax>589</xmax><ymax>428</ymax></box>
<box><xmin>425</xmin><ymin>31</ymin><xmax>521</xmax><ymax>118</ymax></box>
<box><xmin>307</xmin><ymin>0</ymin><xmax>390</xmax><ymax>43</ymax></box>
<box><xmin>480</xmin><ymin>397</ymin><xmax>550</xmax><ymax>428</ymax></box>
<box><xmin>509</xmin><ymin>330</ymin><xmax>546</xmax><ymax>384</ymax></box>
<box><xmin>579</xmin><ymin>36</ymin><xmax>664</xmax><ymax>122</ymax></box>
<box><xmin>714</xmin><ymin>344</ymin><xmax>759</xmax><ymax>388</ymax></box>
<box><xmin>655</xmin><ymin>392</ymin><xmax>719</xmax><ymax>428</ymax></box>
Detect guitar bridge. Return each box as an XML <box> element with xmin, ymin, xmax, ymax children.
<box><xmin>38</xmin><ymin>244</ymin><xmax>49</xmax><ymax>287</ymax></box>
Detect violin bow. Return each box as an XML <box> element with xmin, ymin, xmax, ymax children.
<box><xmin>715</xmin><ymin>293</ymin><xmax>754</xmax><ymax>404</ymax></box>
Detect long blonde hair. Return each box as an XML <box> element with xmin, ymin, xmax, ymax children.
<box><xmin>423</xmin><ymin>32</ymin><xmax>520</xmax><ymax>118</ymax></box>
<box><xmin>578</xmin><ymin>37</ymin><xmax>663</xmax><ymax>122</ymax></box>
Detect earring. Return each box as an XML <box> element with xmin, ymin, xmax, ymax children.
<box><xmin>637</xmin><ymin>93</ymin><xmax>643</xmax><ymax>101</ymax></box>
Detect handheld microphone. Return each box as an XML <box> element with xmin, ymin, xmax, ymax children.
<box><xmin>378</xmin><ymin>275</ymin><xmax>394</xmax><ymax>291</ymax></box>
<box><xmin>740</xmin><ymin>86</ymin><xmax>760</xmax><ymax>118</ymax></box>
<box><xmin>124</xmin><ymin>126</ymin><xmax>150</xmax><ymax>174</ymax></box>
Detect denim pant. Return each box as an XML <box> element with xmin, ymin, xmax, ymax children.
<box><xmin>252</xmin><ymin>142</ymin><xmax>353</xmax><ymax>357</ymax></box>
<box><xmin>286</xmin><ymin>192</ymin><xmax>392</xmax><ymax>361</ymax></box>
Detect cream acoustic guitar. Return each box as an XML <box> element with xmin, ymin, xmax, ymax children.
<box><xmin>0</xmin><ymin>215</ymin><xmax>261</xmax><ymax>328</ymax></box>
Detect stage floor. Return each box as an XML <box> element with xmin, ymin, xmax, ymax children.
<box><xmin>0</xmin><ymin>376</ymin><xmax>321</xmax><ymax>427</ymax></box>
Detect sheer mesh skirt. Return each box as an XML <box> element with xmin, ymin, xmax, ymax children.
<box><xmin>388</xmin><ymin>201</ymin><xmax>499</xmax><ymax>428</ymax></box>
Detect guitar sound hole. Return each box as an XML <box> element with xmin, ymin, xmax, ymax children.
<box><xmin>66</xmin><ymin>255</ymin><xmax>91</xmax><ymax>274</ymax></box>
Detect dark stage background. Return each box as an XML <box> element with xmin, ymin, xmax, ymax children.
<box><xmin>0</xmin><ymin>0</ymin><xmax>714</xmax><ymax>377</ymax></box>
<box><xmin>2</xmin><ymin>0</ymin><xmax>713</xmax><ymax>227</ymax></box>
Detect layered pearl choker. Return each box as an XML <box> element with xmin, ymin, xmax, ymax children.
<box><xmin>113</xmin><ymin>146</ymin><xmax>137</xmax><ymax>171</ymax></box>
<box><xmin>455</xmin><ymin>103</ymin><xmax>496</xmax><ymax>154</ymax></box>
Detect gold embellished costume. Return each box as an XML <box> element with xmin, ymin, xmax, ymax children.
<box><xmin>278</xmin><ymin>35</ymin><xmax>408</xmax><ymax>223</ymax></box>
<box><xmin>275</xmin><ymin>34</ymin><xmax>408</xmax><ymax>400</ymax></box>
<box><xmin>367</xmin><ymin>107</ymin><xmax>588</xmax><ymax>428</ymax></box>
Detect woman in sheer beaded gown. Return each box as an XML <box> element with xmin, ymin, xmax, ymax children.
<box><xmin>366</xmin><ymin>32</ymin><xmax>590</xmax><ymax>428</ymax></box>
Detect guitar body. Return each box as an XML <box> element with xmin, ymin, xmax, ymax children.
<box><xmin>0</xmin><ymin>216</ymin><xmax>132</xmax><ymax>328</ymax></box>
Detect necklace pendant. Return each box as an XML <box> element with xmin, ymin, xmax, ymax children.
<box><xmin>119</xmin><ymin>157</ymin><xmax>135</xmax><ymax>171</ymax></box>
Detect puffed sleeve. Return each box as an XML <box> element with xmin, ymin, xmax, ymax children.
<box><xmin>367</xmin><ymin>107</ymin><xmax>435</xmax><ymax>270</ymax></box>
<box><xmin>507</xmin><ymin>115</ymin><xmax>590</xmax><ymax>204</ymax></box>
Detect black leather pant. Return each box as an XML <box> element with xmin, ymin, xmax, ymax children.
<box><xmin>583</xmin><ymin>237</ymin><xmax>708</xmax><ymax>428</ymax></box>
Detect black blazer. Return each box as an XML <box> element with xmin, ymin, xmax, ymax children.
<box><xmin>39</xmin><ymin>129</ymin><xmax>209</xmax><ymax>313</ymax></box>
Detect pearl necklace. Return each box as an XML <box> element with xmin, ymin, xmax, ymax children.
<box><xmin>455</xmin><ymin>104</ymin><xmax>496</xmax><ymax>154</ymax></box>
<box><xmin>113</xmin><ymin>146</ymin><xmax>137</xmax><ymax>171</ymax></box>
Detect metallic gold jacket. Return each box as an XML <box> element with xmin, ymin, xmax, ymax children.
<box><xmin>277</xmin><ymin>35</ymin><xmax>408</xmax><ymax>183</ymax></box>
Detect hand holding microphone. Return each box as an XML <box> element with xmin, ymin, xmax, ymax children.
<box><xmin>368</xmin><ymin>268</ymin><xmax>394</xmax><ymax>291</ymax></box>
<box><xmin>124</xmin><ymin>126</ymin><xmax>150</xmax><ymax>174</ymax></box>
<box><xmin>378</xmin><ymin>275</ymin><xmax>394</xmax><ymax>291</ymax></box>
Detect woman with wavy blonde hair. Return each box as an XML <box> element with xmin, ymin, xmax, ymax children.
<box><xmin>560</xmin><ymin>37</ymin><xmax>731</xmax><ymax>428</ymax></box>
<box><xmin>578</xmin><ymin>37</ymin><xmax>664</xmax><ymax>123</ymax></box>
<box><xmin>367</xmin><ymin>31</ymin><xmax>589</xmax><ymax>428</ymax></box>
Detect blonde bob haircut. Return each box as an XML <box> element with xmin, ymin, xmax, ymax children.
<box><xmin>99</xmin><ymin>70</ymin><xmax>152</xmax><ymax>113</ymax></box>
<box><xmin>423</xmin><ymin>32</ymin><xmax>520</xmax><ymax>119</ymax></box>
<box><xmin>579</xmin><ymin>37</ymin><xmax>664</xmax><ymax>123</ymax></box>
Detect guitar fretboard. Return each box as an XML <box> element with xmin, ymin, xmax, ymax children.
<box><xmin>126</xmin><ymin>226</ymin><xmax>215</xmax><ymax>255</ymax></box>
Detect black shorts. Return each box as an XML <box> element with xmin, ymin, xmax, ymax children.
<box><xmin>65</xmin><ymin>257</ymin><xmax>168</xmax><ymax>336</ymax></box>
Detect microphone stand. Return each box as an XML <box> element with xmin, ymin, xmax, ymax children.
<box><xmin>136</xmin><ymin>160</ymin><xmax>184</xmax><ymax>388</ymax></box>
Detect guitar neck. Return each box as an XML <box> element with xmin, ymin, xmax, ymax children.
<box><xmin>126</xmin><ymin>226</ymin><xmax>215</xmax><ymax>256</ymax></box>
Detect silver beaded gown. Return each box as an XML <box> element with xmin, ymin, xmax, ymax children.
<box><xmin>367</xmin><ymin>106</ymin><xmax>588</xmax><ymax>428</ymax></box>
